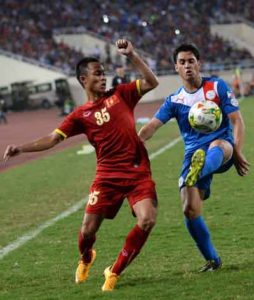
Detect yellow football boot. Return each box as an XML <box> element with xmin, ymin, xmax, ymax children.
<box><xmin>75</xmin><ymin>249</ymin><xmax>96</xmax><ymax>283</ymax></box>
<box><xmin>185</xmin><ymin>149</ymin><xmax>205</xmax><ymax>186</ymax></box>
<box><xmin>101</xmin><ymin>266</ymin><xmax>119</xmax><ymax>291</ymax></box>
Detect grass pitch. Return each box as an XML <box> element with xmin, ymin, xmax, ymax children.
<box><xmin>0</xmin><ymin>97</ymin><xmax>253</xmax><ymax>300</ymax></box>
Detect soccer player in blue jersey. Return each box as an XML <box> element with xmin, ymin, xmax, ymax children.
<box><xmin>139</xmin><ymin>44</ymin><xmax>250</xmax><ymax>272</ymax></box>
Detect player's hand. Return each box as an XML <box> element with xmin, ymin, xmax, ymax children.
<box><xmin>233</xmin><ymin>150</ymin><xmax>250</xmax><ymax>176</ymax></box>
<box><xmin>116</xmin><ymin>39</ymin><xmax>134</xmax><ymax>56</ymax></box>
<box><xmin>3</xmin><ymin>145</ymin><xmax>21</xmax><ymax>162</ymax></box>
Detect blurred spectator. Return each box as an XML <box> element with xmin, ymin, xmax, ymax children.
<box><xmin>63</xmin><ymin>96</ymin><xmax>75</xmax><ymax>116</ymax></box>
<box><xmin>111</xmin><ymin>65</ymin><xmax>129</xmax><ymax>88</ymax></box>
<box><xmin>249</xmin><ymin>72</ymin><xmax>254</xmax><ymax>94</ymax></box>
<box><xmin>242</xmin><ymin>72</ymin><xmax>254</xmax><ymax>96</ymax></box>
<box><xmin>231</xmin><ymin>69</ymin><xmax>254</xmax><ymax>97</ymax></box>
<box><xmin>104</xmin><ymin>42</ymin><xmax>112</xmax><ymax>65</ymax></box>
<box><xmin>90</xmin><ymin>44</ymin><xmax>101</xmax><ymax>59</ymax></box>
<box><xmin>232</xmin><ymin>75</ymin><xmax>241</xmax><ymax>97</ymax></box>
<box><xmin>0</xmin><ymin>97</ymin><xmax>8</xmax><ymax>124</ymax></box>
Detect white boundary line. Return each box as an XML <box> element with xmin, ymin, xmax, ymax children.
<box><xmin>149</xmin><ymin>136</ymin><xmax>182</xmax><ymax>160</ymax></box>
<box><xmin>0</xmin><ymin>136</ymin><xmax>181</xmax><ymax>260</ymax></box>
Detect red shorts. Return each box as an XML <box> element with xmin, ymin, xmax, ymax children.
<box><xmin>85</xmin><ymin>177</ymin><xmax>157</xmax><ymax>219</ymax></box>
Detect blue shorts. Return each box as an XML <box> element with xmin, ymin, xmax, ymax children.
<box><xmin>179</xmin><ymin>142</ymin><xmax>234</xmax><ymax>200</ymax></box>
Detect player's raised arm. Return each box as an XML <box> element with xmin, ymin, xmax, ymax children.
<box><xmin>116</xmin><ymin>39</ymin><xmax>159</xmax><ymax>95</ymax></box>
<box><xmin>3</xmin><ymin>132</ymin><xmax>63</xmax><ymax>162</ymax></box>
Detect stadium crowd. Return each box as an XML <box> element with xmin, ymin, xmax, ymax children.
<box><xmin>213</xmin><ymin>0</ymin><xmax>254</xmax><ymax>23</ymax></box>
<box><xmin>0</xmin><ymin>0</ymin><xmax>253</xmax><ymax>74</ymax></box>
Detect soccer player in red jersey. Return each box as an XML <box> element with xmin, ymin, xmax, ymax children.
<box><xmin>3</xmin><ymin>39</ymin><xmax>159</xmax><ymax>291</ymax></box>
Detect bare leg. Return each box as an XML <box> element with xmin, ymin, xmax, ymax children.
<box><xmin>79</xmin><ymin>213</ymin><xmax>104</xmax><ymax>262</ymax></box>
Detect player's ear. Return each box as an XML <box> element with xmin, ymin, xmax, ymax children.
<box><xmin>175</xmin><ymin>64</ymin><xmax>179</xmax><ymax>73</ymax></box>
<box><xmin>79</xmin><ymin>75</ymin><xmax>87</xmax><ymax>85</ymax></box>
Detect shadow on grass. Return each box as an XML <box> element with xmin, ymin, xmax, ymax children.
<box><xmin>116</xmin><ymin>274</ymin><xmax>174</xmax><ymax>289</ymax></box>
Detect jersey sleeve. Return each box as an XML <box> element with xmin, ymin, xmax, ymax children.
<box><xmin>154</xmin><ymin>96</ymin><xmax>175</xmax><ymax>123</ymax></box>
<box><xmin>116</xmin><ymin>80</ymin><xmax>142</xmax><ymax>109</ymax></box>
<box><xmin>217</xmin><ymin>79</ymin><xmax>239</xmax><ymax>115</ymax></box>
<box><xmin>54</xmin><ymin>110</ymin><xmax>84</xmax><ymax>139</ymax></box>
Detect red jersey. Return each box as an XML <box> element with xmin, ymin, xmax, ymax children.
<box><xmin>55</xmin><ymin>80</ymin><xmax>151</xmax><ymax>179</ymax></box>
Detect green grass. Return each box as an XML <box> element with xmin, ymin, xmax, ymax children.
<box><xmin>0</xmin><ymin>97</ymin><xmax>253</xmax><ymax>299</ymax></box>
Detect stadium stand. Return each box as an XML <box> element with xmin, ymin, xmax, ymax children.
<box><xmin>210</xmin><ymin>0</ymin><xmax>254</xmax><ymax>23</ymax></box>
<box><xmin>0</xmin><ymin>0</ymin><xmax>253</xmax><ymax>76</ymax></box>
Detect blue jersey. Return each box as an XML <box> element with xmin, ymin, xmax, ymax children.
<box><xmin>155</xmin><ymin>77</ymin><xmax>239</xmax><ymax>153</ymax></box>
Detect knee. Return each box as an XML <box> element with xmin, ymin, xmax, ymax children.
<box><xmin>80</xmin><ymin>214</ymin><xmax>103</xmax><ymax>238</ymax></box>
<box><xmin>183</xmin><ymin>204</ymin><xmax>199</xmax><ymax>219</ymax></box>
<box><xmin>138</xmin><ymin>214</ymin><xmax>156</xmax><ymax>231</ymax></box>
<box><xmin>210</xmin><ymin>140</ymin><xmax>233</xmax><ymax>162</ymax></box>
<box><xmin>222</xmin><ymin>144</ymin><xmax>233</xmax><ymax>163</ymax></box>
<box><xmin>81</xmin><ymin>221</ymin><xmax>96</xmax><ymax>238</ymax></box>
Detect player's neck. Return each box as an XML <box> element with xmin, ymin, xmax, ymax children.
<box><xmin>86</xmin><ymin>91</ymin><xmax>104</xmax><ymax>102</ymax></box>
<box><xmin>183</xmin><ymin>76</ymin><xmax>202</xmax><ymax>93</ymax></box>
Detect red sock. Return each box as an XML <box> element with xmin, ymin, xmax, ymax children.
<box><xmin>111</xmin><ymin>224</ymin><xmax>151</xmax><ymax>275</ymax></box>
<box><xmin>78</xmin><ymin>231</ymin><xmax>96</xmax><ymax>263</ymax></box>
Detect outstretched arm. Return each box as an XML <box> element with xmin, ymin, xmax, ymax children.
<box><xmin>228</xmin><ymin>110</ymin><xmax>250</xmax><ymax>176</ymax></box>
<box><xmin>3</xmin><ymin>132</ymin><xmax>63</xmax><ymax>162</ymax></box>
<box><xmin>138</xmin><ymin>118</ymin><xmax>163</xmax><ymax>142</ymax></box>
<box><xmin>116</xmin><ymin>39</ymin><xmax>159</xmax><ymax>95</ymax></box>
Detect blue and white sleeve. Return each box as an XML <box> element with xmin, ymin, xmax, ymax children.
<box><xmin>217</xmin><ymin>79</ymin><xmax>239</xmax><ymax>115</ymax></box>
<box><xmin>154</xmin><ymin>96</ymin><xmax>175</xmax><ymax>124</ymax></box>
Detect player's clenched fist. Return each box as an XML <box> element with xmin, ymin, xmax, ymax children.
<box><xmin>116</xmin><ymin>39</ymin><xmax>128</xmax><ymax>49</ymax></box>
<box><xmin>116</xmin><ymin>39</ymin><xmax>133</xmax><ymax>56</ymax></box>
<box><xmin>3</xmin><ymin>145</ymin><xmax>21</xmax><ymax>161</ymax></box>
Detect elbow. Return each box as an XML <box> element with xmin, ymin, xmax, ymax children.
<box><xmin>146</xmin><ymin>77</ymin><xmax>159</xmax><ymax>92</ymax></box>
<box><xmin>152</xmin><ymin>76</ymin><xmax>159</xmax><ymax>89</ymax></box>
<box><xmin>48</xmin><ymin>134</ymin><xmax>62</xmax><ymax>149</ymax></box>
<box><xmin>155</xmin><ymin>76</ymin><xmax>159</xmax><ymax>87</ymax></box>
<box><xmin>138</xmin><ymin>128</ymin><xmax>146</xmax><ymax>142</ymax></box>
<box><xmin>139</xmin><ymin>126</ymin><xmax>153</xmax><ymax>142</ymax></box>
<box><xmin>147</xmin><ymin>74</ymin><xmax>159</xmax><ymax>89</ymax></box>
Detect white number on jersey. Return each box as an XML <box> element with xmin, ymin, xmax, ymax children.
<box><xmin>88</xmin><ymin>190</ymin><xmax>100</xmax><ymax>205</ymax></box>
<box><xmin>94</xmin><ymin>107</ymin><xmax>110</xmax><ymax>125</ymax></box>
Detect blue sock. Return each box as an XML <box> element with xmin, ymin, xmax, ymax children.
<box><xmin>185</xmin><ymin>216</ymin><xmax>220</xmax><ymax>263</ymax></box>
<box><xmin>199</xmin><ymin>146</ymin><xmax>224</xmax><ymax>179</ymax></box>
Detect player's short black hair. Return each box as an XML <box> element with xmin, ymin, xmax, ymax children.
<box><xmin>76</xmin><ymin>57</ymin><xmax>100</xmax><ymax>86</ymax></box>
<box><xmin>173</xmin><ymin>44</ymin><xmax>200</xmax><ymax>63</ymax></box>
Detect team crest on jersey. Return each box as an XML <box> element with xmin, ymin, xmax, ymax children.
<box><xmin>227</xmin><ymin>91</ymin><xmax>239</xmax><ymax>107</ymax></box>
<box><xmin>172</xmin><ymin>94</ymin><xmax>184</xmax><ymax>103</ymax></box>
<box><xmin>105</xmin><ymin>95</ymin><xmax>120</xmax><ymax>108</ymax></box>
<box><xmin>205</xmin><ymin>90</ymin><xmax>216</xmax><ymax>100</ymax></box>
<box><xmin>83</xmin><ymin>111</ymin><xmax>92</xmax><ymax>118</ymax></box>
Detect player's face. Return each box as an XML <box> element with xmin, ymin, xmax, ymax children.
<box><xmin>81</xmin><ymin>62</ymin><xmax>107</xmax><ymax>94</ymax></box>
<box><xmin>175</xmin><ymin>51</ymin><xmax>201</xmax><ymax>81</ymax></box>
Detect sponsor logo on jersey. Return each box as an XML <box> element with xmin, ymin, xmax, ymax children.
<box><xmin>205</xmin><ymin>90</ymin><xmax>216</xmax><ymax>100</ymax></box>
<box><xmin>105</xmin><ymin>95</ymin><xmax>120</xmax><ymax>108</ymax></box>
<box><xmin>83</xmin><ymin>111</ymin><xmax>92</xmax><ymax>118</ymax></box>
<box><xmin>227</xmin><ymin>91</ymin><xmax>239</xmax><ymax>107</ymax></box>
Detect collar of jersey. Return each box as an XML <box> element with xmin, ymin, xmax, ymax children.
<box><xmin>182</xmin><ymin>77</ymin><xmax>204</xmax><ymax>95</ymax></box>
